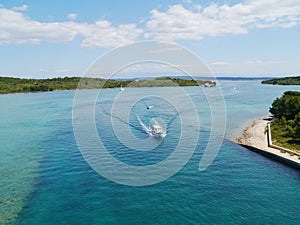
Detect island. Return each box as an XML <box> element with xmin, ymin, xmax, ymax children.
<box><xmin>0</xmin><ymin>76</ymin><xmax>216</xmax><ymax>94</ymax></box>
<box><xmin>262</xmin><ymin>76</ymin><xmax>300</xmax><ymax>85</ymax></box>
<box><xmin>237</xmin><ymin>91</ymin><xmax>300</xmax><ymax>169</ymax></box>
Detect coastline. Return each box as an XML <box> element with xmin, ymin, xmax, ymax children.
<box><xmin>0</xmin><ymin>76</ymin><xmax>217</xmax><ymax>95</ymax></box>
<box><xmin>0</xmin><ymin>84</ymin><xmax>216</xmax><ymax>95</ymax></box>
<box><xmin>236</xmin><ymin>116</ymin><xmax>300</xmax><ymax>169</ymax></box>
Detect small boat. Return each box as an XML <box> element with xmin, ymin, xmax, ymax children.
<box><xmin>150</xmin><ymin>124</ymin><xmax>166</xmax><ymax>138</ymax></box>
<box><xmin>136</xmin><ymin>115</ymin><xmax>166</xmax><ymax>138</ymax></box>
<box><xmin>120</xmin><ymin>85</ymin><xmax>125</xmax><ymax>91</ymax></box>
<box><xmin>146</xmin><ymin>105</ymin><xmax>153</xmax><ymax>110</ymax></box>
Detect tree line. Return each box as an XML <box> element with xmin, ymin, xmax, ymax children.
<box><xmin>0</xmin><ymin>76</ymin><xmax>216</xmax><ymax>94</ymax></box>
<box><xmin>262</xmin><ymin>76</ymin><xmax>300</xmax><ymax>85</ymax></box>
<box><xmin>270</xmin><ymin>91</ymin><xmax>300</xmax><ymax>140</ymax></box>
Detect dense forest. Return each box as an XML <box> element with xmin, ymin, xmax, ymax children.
<box><xmin>0</xmin><ymin>76</ymin><xmax>216</xmax><ymax>94</ymax></box>
<box><xmin>262</xmin><ymin>76</ymin><xmax>300</xmax><ymax>85</ymax></box>
<box><xmin>269</xmin><ymin>91</ymin><xmax>300</xmax><ymax>150</ymax></box>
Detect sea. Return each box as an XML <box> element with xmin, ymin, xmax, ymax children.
<box><xmin>0</xmin><ymin>79</ymin><xmax>300</xmax><ymax>224</ymax></box>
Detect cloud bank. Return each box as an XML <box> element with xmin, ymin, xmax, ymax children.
<box><xmin>145</xmin><ymin>0</ymin><xmax>300</xmax><ymax>40</ymax></box>
<box><xmin>0</xmin><ymin>6</ymin><xmax>142</xmax><ymax>47</ymax></box>
<box><xmin>1</xmin><ymin>0</ymin><xmax>300</xmax><ymax>47</ymax></box>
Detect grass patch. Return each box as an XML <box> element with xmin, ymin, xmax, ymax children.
<box><xmin>271</xmin><ymin>121</ymin><xmax>300</xmax><ymax>153</ymax></box>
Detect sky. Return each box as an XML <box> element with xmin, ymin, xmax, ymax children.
<box><xmin>0</xmin><ymin>0</ymin><xmax>300</xmax><ymax>78</ymax></box>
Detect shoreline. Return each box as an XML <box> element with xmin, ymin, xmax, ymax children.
<box><xmin>0</xmin><ymin>84</ymin><xmax>216</xmax><ymax>96</ymax></box>
<box><xmin>236</xmin><ymin>116</ymin><xmax>300</xmax><ymax>169</ymax></box>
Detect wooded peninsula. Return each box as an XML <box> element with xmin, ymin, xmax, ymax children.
<box><xmin>0</xmin><ymin>76</ymin><xmax>216</xmax><ymax>94</ymax></box>
<box><xmin>262</xmin><ymin>76</ymin><xmax>300</xmax><ymax>85</ymax></box>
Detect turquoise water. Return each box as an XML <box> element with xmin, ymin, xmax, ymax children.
<box><xmin>1</xmin><ymin>80</ymin><xmax>300</xmax><ymax>224</ymax></box>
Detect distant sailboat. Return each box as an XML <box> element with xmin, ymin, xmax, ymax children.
<box><xmin>120</xmin><ymin>85</ymin><xmax>125</xmax><ymax>91</ymax></box>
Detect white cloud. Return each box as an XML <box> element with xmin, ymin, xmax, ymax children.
<box><xmin>2</xmin><ymin>1</ymin><xmax>300</xmax><ymax>48</ymax></box>
<box><xmin>148</xmin><ymin>46</ymin><xmax>183</xmax><ymax>54</ymax></box>
<box><xmin>210</xmin><ymin>61</ymin><xmax>232</xmax><ymax>65</ymax></box>
<box><xmin>0</xmin><ymin>6</ymin><xmax>143</xmax><ymax>47</ymax></box>
<box><xmin>67</xmin><ymin>13</ymin><xmax>77</xmax><ymax>20</ymax></box>
<box><xmin>0</xmin><ymin>7</ymin><xmax>73</xmax><ymax>44</ymax></box>
<box><xmin>145</xmin><ymin>0</ymin><xmax>300</xmax><ymax>41</ymax></box>
<box><xmin>245</xmin><ymin>60</ymin><xmax>287</xmax><ymax>65</ymax></box>
<box><xmin>11</xmin><ymin>5</ymin><xmax>28</xmax><ymax>11</ymax></box>
<box><xmin>79</xmin><ymin>22</ymin><xmax>142</xmax><ymax>47</ymax></box>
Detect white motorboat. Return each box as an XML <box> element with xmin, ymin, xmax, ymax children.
<box><xmin>150</xmin><ymin>124</ymin><xmax>166</xmax><ymax>138</ymax></box>
<box><xmin>136</xmin><ymin>115</ymin><xmax>166</xmax><ymax>138</ymax></box>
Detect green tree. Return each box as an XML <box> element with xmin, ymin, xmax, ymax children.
<box><xmin>293</xmin><ymin>113</ymin><xmax>300</xmax><ymax>138</ymax></box>
<box><xmin>270</xmin><ymin>91</ymin><xmax>300</xmax><ymax>120</ymax></box>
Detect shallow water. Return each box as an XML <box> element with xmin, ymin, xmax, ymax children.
<box><xmin>1</xmin><ymin>80</ymin><xmax>300</xmax><ymax>224</ymax></box>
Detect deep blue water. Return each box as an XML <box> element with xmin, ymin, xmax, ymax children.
<box><xmin>1</xmin><ymin>80</ymin><xmax>300</xmax><ymax>224</ymax></box>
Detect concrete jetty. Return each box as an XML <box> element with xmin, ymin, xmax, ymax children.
<box><xmin>236</xmin><ymin>116</ymin><xmax>300</xmax><ymax>170</ymax></box>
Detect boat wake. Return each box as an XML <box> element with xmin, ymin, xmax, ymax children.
<box><xmin>100</xmin><ymin>102</ymin><xmax>177</xmax><ymax>139</ymax></box>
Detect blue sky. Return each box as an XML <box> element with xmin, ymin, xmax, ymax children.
<box><xmin>0</xmin><ymin>0</ymin><xmax>300</xmax><ymax>78</ymax></box>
